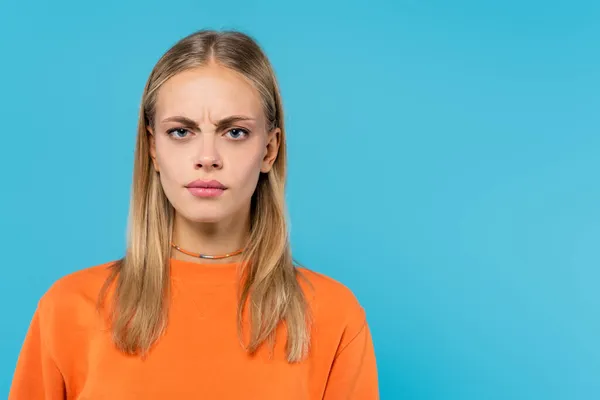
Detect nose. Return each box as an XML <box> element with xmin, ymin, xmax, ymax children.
<box><xmin>194</xmin><ymin>134</ymin><xmax>223</xmax><ymax>171</ymax></box>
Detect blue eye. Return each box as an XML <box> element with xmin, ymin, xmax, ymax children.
<box><xmin>167</xmin><ymin>128</ymin><xmax>191</xmax><ymax>139</ymax></box>
<box><xmin>226</xmin><ymin>128</ymin><xmax>249</xmax><ymax>140</ymax></box>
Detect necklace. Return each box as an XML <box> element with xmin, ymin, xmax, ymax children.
<box><xmin>170</xmin><ymin>242</ymin><xmax>244</xmax><ymax>260</ymax></box>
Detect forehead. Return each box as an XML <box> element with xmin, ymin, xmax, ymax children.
<box><xmin>154</xmin><ymin>65</ymin><xmax>264</xmax><ymax>122</ymax></box>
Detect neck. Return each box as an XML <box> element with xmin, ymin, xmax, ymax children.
<box><xmin>171</xmin><ymin>212</ymin><xmax>250</xmax><ymax>264</ymax></box>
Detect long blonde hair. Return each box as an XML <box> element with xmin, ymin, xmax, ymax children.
<box><xmin>98</xmin><ymin>30</ymin><xmax>310</xmax><ymax>362</ymax></box>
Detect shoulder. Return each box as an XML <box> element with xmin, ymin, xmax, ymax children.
<box><xmin>37</xmin><ymin>260</ymin><xmax>118</xmax><ymax>323</ymax></box>
<box><xmin>296</xmin><ymin>267</ymin><xmax>363</xmax><ymax>309</ymax></box>
<box><xmin>296</xmin><ymin>266</ymin><xmax>366</xmax><ymax>339</ymax></box>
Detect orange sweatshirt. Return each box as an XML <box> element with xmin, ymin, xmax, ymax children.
<box><xmin>9</xmin><ymin>259</ymin><xmax>379</xmax><ymax>399</ymax></box>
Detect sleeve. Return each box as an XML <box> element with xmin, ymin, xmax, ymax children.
<box><xmin>9</xmin><ymin>301</ymin><xmax>66</xmax><ymax>400</ymax></box>
<box><xmin>323</xmin><ymin>318</ymin><xmax>380</xmax><ymax>399</ymax></box>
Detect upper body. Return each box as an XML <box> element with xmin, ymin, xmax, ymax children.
<box><xmin>9</xmin><ymin>258</ymin><xmax>378</xmax><ymax>399</ymax></box>
<box><xmin>10</xmin><ymin>29</ymin><xmax>379</xmax><ymax>399</ymax></box>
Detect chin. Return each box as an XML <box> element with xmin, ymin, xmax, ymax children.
<box><xmin>188</xmin><ymin>215</ymin><xmax>224</xmax><ymax>223</ymax></box>
<box><xmin>182</xmin><ymin>211</ymin><xmax>229</xmax><ymax>224</ymax></box>
<box><xmin>171</xmin><ymin>195</ymin><xmax>250</xmax><ymax>225</ymax></box>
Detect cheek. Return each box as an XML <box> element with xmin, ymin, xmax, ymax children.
<box><xmin>155</xmin><ymin>140</ymin><xmax>186</xmax><ymax>188</ymax></box>
<box><xmin>229</xmin><ymin>148</ymin><xmax>264</xmax><ymax>193</ymax></box>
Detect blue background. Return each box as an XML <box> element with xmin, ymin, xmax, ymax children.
<box><xmin>1</xmin><ymin>1</ymin><xmax>598</xmax><ymax>398</ymax></box>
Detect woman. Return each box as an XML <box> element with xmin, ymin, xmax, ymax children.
<box><xmin>9</xmin><ymin>29</ymin><xmax>379</xmax><ymax>399</ymax></box>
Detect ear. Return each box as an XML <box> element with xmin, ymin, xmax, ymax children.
<box><xmin>261</xmin><ymin>128</ymin><xmax>281</xmax><ymax>173</ymax></box>
<box><xmin>147</xmin><ymin>126</ymin><xmax>160</xmax><ymax>172</ymax></box>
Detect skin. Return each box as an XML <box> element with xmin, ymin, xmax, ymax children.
<box><xmin>148</xmin><ymin>63</ymin><xmax>281</xmax><ymax>264</ymax></box>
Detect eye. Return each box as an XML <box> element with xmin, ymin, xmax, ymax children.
<box><xmin>167</xmin><ymin>128</ymin><xmax>191</xmax><ymax>139</ymax></box>
<box><xmin>225</xmin><ymin>128</ymin><xmax>249</xmax><ymax>140</ymax></box>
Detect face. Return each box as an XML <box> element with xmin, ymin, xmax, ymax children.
<box><xmin>148</xmin><ymin>64</ymin><xmax>280</xmax><ymax>224</ymax></box>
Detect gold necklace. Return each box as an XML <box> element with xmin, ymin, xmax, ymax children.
<box><xmin>170</xmin><ymin>242</ymin><xmax>244</xmax><ymax>260</ymax></box>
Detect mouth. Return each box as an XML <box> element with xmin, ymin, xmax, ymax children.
<box><xmin>185</xmin><ymin>180</ymin><xmax>227</xmax><ymax>198</ymax></box>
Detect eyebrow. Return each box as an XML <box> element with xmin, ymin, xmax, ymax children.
<box><xmin>160</xmin><ymin>115</ymin><xmax>256</xmax><ymax>131</ymax></box>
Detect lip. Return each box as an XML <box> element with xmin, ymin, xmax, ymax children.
<box><xmin>186</xmin><ymin>179</ymin><xmax>227</xmax><ymax>189</ymax></box>
<box><xmin>185</xmin><ymin>179</ymin><xmax>227</xmax><ymax>198</ymax></box>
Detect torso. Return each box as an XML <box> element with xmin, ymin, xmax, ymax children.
<box><xmin>40</xmin><ymin>259</ymin><xmax>365</xmax><ymax>399</ymax></box>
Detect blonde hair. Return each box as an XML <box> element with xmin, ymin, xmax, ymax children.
<box><xmin>98</xmin><ymin>30</ymin><xmax>310</xmax><ymax>362</ymax></box>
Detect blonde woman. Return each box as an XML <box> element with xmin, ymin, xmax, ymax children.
<box><xmin>9</xmin><ymin>30</ymin><xmax>379</xmax><ymax>399</ymax></box>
